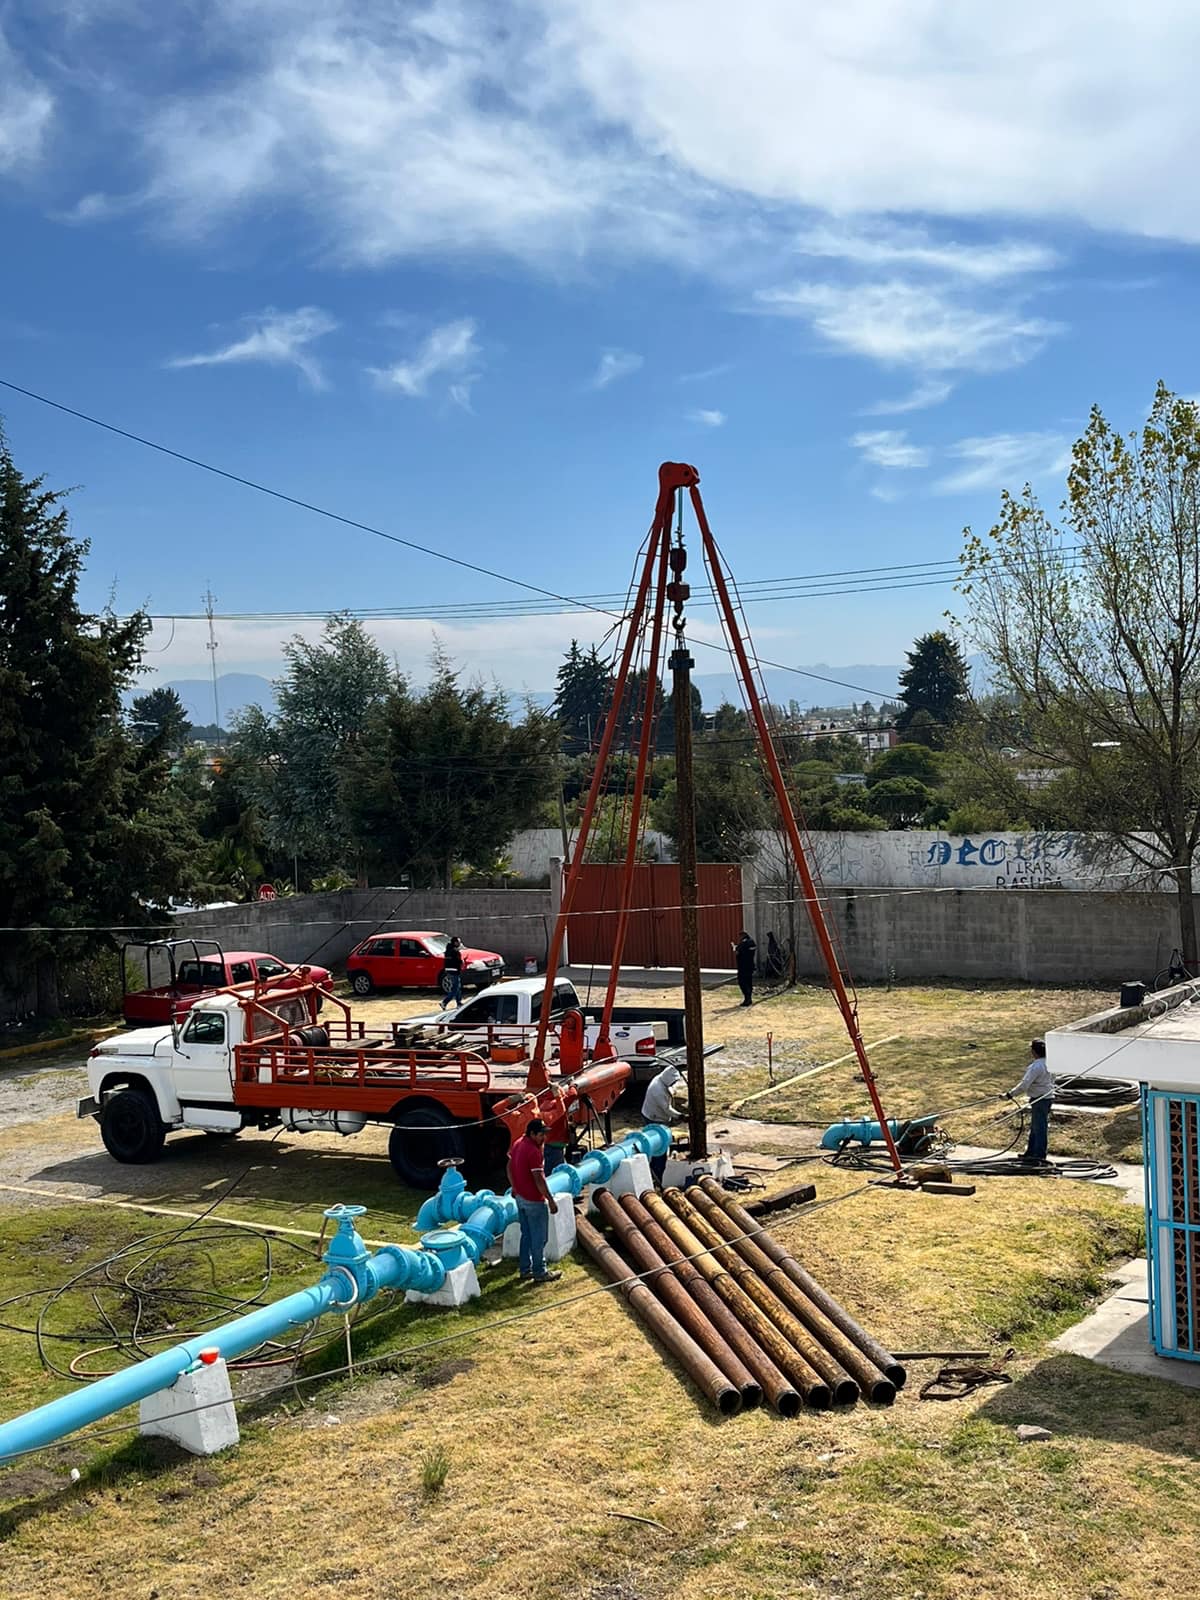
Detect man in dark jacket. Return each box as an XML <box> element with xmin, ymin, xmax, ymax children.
<box><xmin>441</xmin><ymin>935</ymin><xmax>465</xmax><ymax>1008</ymax></box>
<box><xmin>733</xmin><ymin>931</ymin><xmax>756</xmax><ymax>1007</ymax></box>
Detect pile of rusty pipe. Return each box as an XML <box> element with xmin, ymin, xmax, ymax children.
<box><xmin>612</xmin><ymin>1191</ymin><xmax>802</xmax><ymax>1418</ymax></box>
<box><xmin>591</xmin><ymin>1190</ymin><xmax>763</xmax><ymax>1411</ymax></box>
<box><xmin>640</xmin><ymin>1190</ymin><xmax>831</xmax><ymax>1409</ymax></box>
<box><xmin>661</xmin><ymin>1187</ymin><xmax>859</xmax><ymax>1407</ymax></box>
<box><xmin>574</xmin><ymin>1213</ymin><xmax>741</xmax><ymax>1416</ymax></box>
<box><xmin>686</xmin><ymin>1183</ymin><xmax>896</xmax><ymax>1405</ymax></box>
<box><xmin>697</xmin><ymin>1176</ymin><xmax>907</xmax><ymax>1390</ymax></box>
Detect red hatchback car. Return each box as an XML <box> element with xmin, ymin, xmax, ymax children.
<box><xmin>345</xmin><ymin>931</ymin><xmax>504</xmax><ymax>997</ymax></box>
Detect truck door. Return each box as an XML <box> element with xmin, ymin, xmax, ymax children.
<box><xmin>174</xmin><ymin>1008</ymin><xmax>234</xmax><ymax>1103</ymax></box>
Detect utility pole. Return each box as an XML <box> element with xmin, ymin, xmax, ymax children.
<box><xmin>203</xmin><ymin>587</ymin><xmax>221</xmax><ymax>743</ymax></box>
<box><xmin>667</xmin><ymin>501</ymin><xmax>707</xmax><ymax>1159</ymax></box>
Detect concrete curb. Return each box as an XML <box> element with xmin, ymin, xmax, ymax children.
<box><xmin>0</xmin><ymin>1024</ymin><xmax>120</xmax><ymax>1064</ymax></box>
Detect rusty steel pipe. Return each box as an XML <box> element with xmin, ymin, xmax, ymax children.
<box><xmin>592</xmin><ymin>1190</ymin><xmax>762</xmax><ymax>1409</ymax></box>
<box><xmin>697</xmin><ymin>1176</ymin><xmax>907</xmax><ymax>1389</ymax></box>
<box><xmin>614</xmin><ymin>1191</ymin><xmax>801</xmax><ymax>1418</ymax></box>
<box><xmin>662</xmin><ymin>1188</ymin><xmax>859</xmax><ymax>1407</ymax></box>
<box><xmin>640</xmin><ymin>1191</ymin><xmax>831</xmax><ymax>1409</ymax></box>
<box><xmin>574</xmin><ymin>1214</ymin><xmax>741</xmax><ymax>1416</ymax></box>
<box><xmin>686</xmin><ymin>1183</ymin><xmax>895</xmax><ymax>1405</ymax></box>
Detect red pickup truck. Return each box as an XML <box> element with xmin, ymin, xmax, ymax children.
<box><xmin>122</xmin><ymin>940</ymin><xmax>332</xmax><ymax>1026</ymax></box>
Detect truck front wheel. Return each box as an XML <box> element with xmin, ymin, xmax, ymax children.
<box><xmin>387</xmin><ymin>1105</ymin><xmax>464</xmax><ymax>1190</ymax></box>
<box><xmin>100</xmin><ymin>1088</ymin><xmax>167</xmax><ymax>1164</ymax></box>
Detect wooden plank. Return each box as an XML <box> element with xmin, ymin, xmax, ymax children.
<box><xmin>742</xmin><ymin>1181</ymin><xmax>817</xmax><ymax>1216</ymax></box>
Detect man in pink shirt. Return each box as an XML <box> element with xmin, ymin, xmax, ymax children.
<box><xmin>506</xmin><ymin>1118</ymin><xmax>562</xmax><ymax>1284</ymax></box>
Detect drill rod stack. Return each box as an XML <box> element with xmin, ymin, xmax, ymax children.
<box><xmin>576</xmin><ymin>1180</ymin><xmax>905</xmax><ymax>1418</ymax></box>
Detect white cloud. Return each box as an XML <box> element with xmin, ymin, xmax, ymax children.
<box><xmin>677</xmin><ymin>362</ymin><xmax>733</xmax><ymax>384</ymax></box>
<box><xmin>862</xmin><ymin>379</ymin><xmax>954</xmax><ymax>415</ymax></box>
<box><xmin>52</xmin><ymin>0</ymin><xmax>1200</xmax><ymax>276</ymax></box>
<box><xmin>0</xmin><ymin>32</ymin><xmax>53</xmax><ymax>170</ymax></box>
<box><xmin>850</xmin><ymin>429</ymin><xmax>929</xmax><ymax>470</ymax></box>
<box><xmin>869</xmin><ymin>484</ymin><xmax>904</xmax><ymax>503</ymax></box>
<box><xmin>934</xmin><ymin>432</ymin><xmax>1072</xmax><ymax>495</ymax></box>
<box><xmin>758</xmin><ymin>280</ymin><xmax>1061</xmax><ymax>374</ymax></box>
<box><xmin>168</xmin><ymin>306</ymin><xmax>337</xmax><ymax>388</ymax></box>
<box><xmin>590</xmin><ymin>349</ymin><xmax>643</xmax><ymax>390</ymax></box>
<box><xmin>688</xmin><ymin>408</ymin><xmax>725</xmax><ymax>427</ymax></box>
<box><xmin>542</xmin><ymin>0</ymin><xmax>1200</xmax><ymax>244</ymax></box>
<box><xmin>793</xmin><ymin>221</ymin><xmax>1058</xmax><ymax>282</ymax></box>
<box><xmin>372</xmin><ymin>318</ymin><xmax>481</xmax><ymax>404</ymax></box>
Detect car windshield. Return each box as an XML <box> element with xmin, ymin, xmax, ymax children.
<box><xmin>256</xmin><ymin>959</ymin><xmax>286</xmax><ymax>978</ymax></box>
<box><xmin>423</xmin><ymin>934</ymin><xmax>449</xmax><ymax>954</ymax></box>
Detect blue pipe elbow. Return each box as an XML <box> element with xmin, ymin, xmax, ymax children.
<box><xmin>820</xmin><ymin>1118</ymin><xmax>902</xmax><ymax>1151</ymax></box>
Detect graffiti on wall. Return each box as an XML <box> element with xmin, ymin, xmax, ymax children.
<box><xmin>920</xmin><ymin>833</ymin><xmax>1077</xmax><ymax>889</ymax></box>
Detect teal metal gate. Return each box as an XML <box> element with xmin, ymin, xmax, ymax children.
<box><xmin>1144</xmin><ymin>1088</ymin><xmax>1200</xmax><ymax>1360</ymax></box>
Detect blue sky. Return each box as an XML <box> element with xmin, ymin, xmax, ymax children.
<box><xmin>1</xmin><ymin>0</ymin><xmax>1198</xmax><ymax>703</ymax></box>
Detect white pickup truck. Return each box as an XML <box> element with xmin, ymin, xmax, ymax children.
<box><xmin>78</xmin><ymin>977</ymin><xmax>680</xmax><ymax>1185</ymax></box>
<box><xmin>405</xmin><ymin>976</ymin><xmax>662</xmax><ymax>1074</ymax></box>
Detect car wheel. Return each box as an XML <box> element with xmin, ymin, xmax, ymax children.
<box><xmin>100</xmin><ymin>1088</ymin><xmax>167</xmax><ymax>1164</ymax></box>
<box><xmin>439</xmin><ymin>973</ymin><xmax>456</xmax><ymax>996</ymax></box>
<box><xmin>351</xmin><ymin>971</ymin><xmax>373</xmax><ymax>997</ymax></box>
<box><xmin>387</xmin><ymin>1105</ymin><xmax>464</xmax><ymax>1190</ymax></box>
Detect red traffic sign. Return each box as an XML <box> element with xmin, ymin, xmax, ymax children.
<box><xmin>257</xmin><ymin>882</ymin><xmax>277</xmax><ymax>901</ymax></box>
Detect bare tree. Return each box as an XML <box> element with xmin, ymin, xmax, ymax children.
<box><xmin>959</xmin><ymin>384</ymin><xmax>1200</xmax><ymax>965</ymax></box>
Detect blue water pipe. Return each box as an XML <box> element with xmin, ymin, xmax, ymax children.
<box><xmin>820</xmin><ymin>1117</ymin><xmax>903</xmax><ymax>1151</ymax></box>
<box><xmin>0</xmin><ymin>1204</ymin><xmax>449</xmax><ymax>1464</ymax></box>
<box><xmin>0</xmin><ymin>1129</ymin><xmax>669</xmax><ymax>1464</ymax></box>
<box><xmin>414</xmin><ymin>1125</ymin><xmax>671</xmax><ymax>1256</ymax></box>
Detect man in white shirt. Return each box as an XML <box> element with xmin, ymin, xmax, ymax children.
<box><xmin>1006</xmin><ymin>1038</ymin><xmax>1055</xmax><ymax>1165</ymax></box>
<box><xmin>642</xmin><ymin>1063</ymin><xmax>686</xmax><ymax>1185</ymax></box>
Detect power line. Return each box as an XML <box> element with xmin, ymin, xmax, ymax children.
<box><xmin>0</xmin><ymin>374</ymin><xmax>1039</xmax><ymax>703</ymax></box>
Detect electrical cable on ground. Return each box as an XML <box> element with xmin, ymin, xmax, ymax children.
<box><xmin>0</xmin><ymin>1179</ymin><xmax>874</xmax><ymax>1468</ymax></box>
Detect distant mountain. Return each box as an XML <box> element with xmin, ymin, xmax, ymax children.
<box><xmin>164</xmin><ymin>674</ymin><xmax>276</xmax><ymax>727</ymax></box>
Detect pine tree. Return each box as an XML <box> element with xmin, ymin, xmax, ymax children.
<box><xmin>0</xmin><ymin>433</ymin><xmax>198</xmax><ymax>1014</ymax></box>
<box><xmin>895</xmin><ymin>631</ymin><xmax>969</xmax><ymax>747</ymax></box>
<box><xmin>553</xmin><ymin>641</ymin><xmax>613</xmax><ymax>751</ymax></box>
<box><xmin>129</xmin><ymin>686</ymin><xmax>192</xmax><ymax>751</ymax></box>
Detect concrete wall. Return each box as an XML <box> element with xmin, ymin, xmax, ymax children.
<box><xmin>750</xmin><ymin>829</ymin><xmax>1167</xmax><ymax>891</ymax></box>
<box><xmin>170</xmin><ymin>887</ymin><xmax>556</xmax><ymax>969</ymax></box>
<box><xmin>753</xmin><ymin>883</ymin><xmax>1189</xmax><ymax>985</ymax></box>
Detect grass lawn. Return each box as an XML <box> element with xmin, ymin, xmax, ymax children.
<box><xmin>0</xmin><ymin>979</ymin><xmax>1193</xmax><ymax>1599</ymax></box>
<box><xmin>676</xmin><ymin>977</ymin><xmax>1144</xmax><ymax>1165</ymax></box>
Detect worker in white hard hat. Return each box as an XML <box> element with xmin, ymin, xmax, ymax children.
<box><xmin>641</xmin><ymin>1062</ymin><xmax>687</xmax><ymax>1186</ymax></box>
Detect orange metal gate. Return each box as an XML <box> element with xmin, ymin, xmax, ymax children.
<box><xmin>567</xmin><ymin>863</ymin><xmax>744</xmax><ymax>969</ymax></box>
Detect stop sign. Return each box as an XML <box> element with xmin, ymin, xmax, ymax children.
<box><xmin>257</xmin><ymin>882</ymin><xmax>277</xmax><ymax>901</ymax></box>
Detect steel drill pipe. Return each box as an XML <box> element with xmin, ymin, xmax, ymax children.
<box><xmin>661</xmin><ymin>1188</ymin><xmax>859</xmax><ymax>1406</ymax></box>
<box><xmin>686</xmin><ymin>1184</ymin><xmax>895</xmax><ymax>1404</ymax></box>
<box><xmin>640</xmin><ymin>1190</ymin><xmax>831</xmax><ymax>1409</ymax></box>
<box><xmin>697</xmin><ymin>1176</ymin><xmax>907</xmax><ymax>1389</ymax></box>
<box><xmin>614</xmin><ymin>1191</ymin><xmax>801</xmax><ymax>1418</ymax></box>
<box><xmin>592</xmin><ymin>1190</ymin><xmax>762</xmax><ymax>1409</ymax></box>
<box><xmin>574</xmin><ymin>1214</ymin><xmax>741</xmax><ymax>1417</ymax></box>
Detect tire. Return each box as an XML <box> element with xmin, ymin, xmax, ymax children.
<box><xmin>439</xmin><ymin>972</ymin><xmax>455</xmax><ymax>996</ymax></box>
<box><xmin>350</xmin><ymin>971</ymin><xmax>373</xmax><ymax>997</ymax></box>
<box><xmin>387</xmin><ymin>1104</ymin><xmax>464</xmax><ymax>1190</ymax></box>
<box><xmin>100</xmin><ymin>1088</ymin><xmax>166</xmax><ymax>1164</ymax></box>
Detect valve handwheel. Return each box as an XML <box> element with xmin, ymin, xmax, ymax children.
<box><xmin>437</xmin><ymin>1155</ymin><xmax>465</xmax><ymax>1170</ymax></box>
